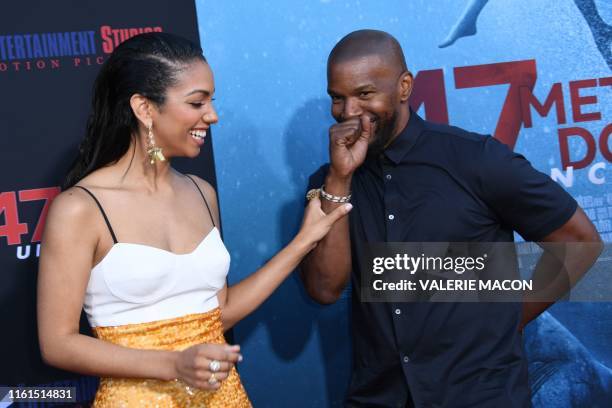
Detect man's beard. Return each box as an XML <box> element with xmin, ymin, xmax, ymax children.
<box><xmin>367</xmin><ymin>111</ymin><xmax>398</xmax><ymax>158</ymax></box>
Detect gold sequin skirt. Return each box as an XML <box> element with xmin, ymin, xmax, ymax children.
<box><xmin>91</xmin><ymin>308</ymin><xmax>252</xmax><ymax>407</ymax></box>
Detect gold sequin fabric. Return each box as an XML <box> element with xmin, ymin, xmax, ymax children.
<box><xmin>91</xmin><ymin>308</ymin><xmax>252</xmax><ymax>407</ymax></box>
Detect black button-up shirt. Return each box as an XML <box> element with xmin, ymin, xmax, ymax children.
<box><xmin>309</xmin><ymin>111</ymin><xmax>577</xmax><ymax>407</ymax></box>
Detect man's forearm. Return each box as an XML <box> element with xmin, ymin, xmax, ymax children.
<box><xmin>301</xmin><ymin>172</ymin><xmax>353</xmax><ymax>303</ymax></box>
<box><xmin>520</xmin><ymin>249</ymin><xmax>563</xmax><ymax>329</ymax></box>
<box><xmin>521</xmin><ymin>239</ymin><xmax>603</xmax><ymax>328</ymax></box>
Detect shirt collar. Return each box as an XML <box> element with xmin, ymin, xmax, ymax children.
<box><xmin>383</xmin><ymin>108</ymin><xmax>425</xmax><ymax>165</ymax></box>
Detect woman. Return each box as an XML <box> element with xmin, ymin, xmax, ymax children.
<box><xmin>37</xmin><ymin>32</ymin><xmax>350</xmax><ymax>407</ymax></box>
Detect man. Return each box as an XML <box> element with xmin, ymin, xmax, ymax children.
<box><xmin>300</xmin><ymin>29</ymin><xmax>602</xmax><ymax>407</ymax></box>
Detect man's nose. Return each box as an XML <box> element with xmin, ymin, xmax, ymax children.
<box><xmin>342</xmin><ymin>98</ymin><xmax>363</xmax><ymax>121</ymax></box>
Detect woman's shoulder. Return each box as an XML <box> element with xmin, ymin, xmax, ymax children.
<box><xmin>184</xmin><ymin>173</ymin><xmax>218</xmax><ymax>200</ymax></box>
<box><xmin>42</xmin><ymin>186</ymin><xmax>104</xmax><ymax>248</ymax></box>
<box><xmin>57</xmin><ymin>167</ymin><xmax>113</xmax><ymax>209</ymax></box>
<box><xmin>48</xmin><ymin>186</ymin><xmax>100</xmax><ymax>223</ymax></box>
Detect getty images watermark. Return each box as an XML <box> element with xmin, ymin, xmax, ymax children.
<box><xmin>359</xmin><ymin>242</ymin><xmax>609</xmax><ymax>302</ymax></box>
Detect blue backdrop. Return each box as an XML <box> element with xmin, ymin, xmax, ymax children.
<box><xmin>196</xmin><ymin>0</ymin><xmax>611</xmax><ymax>406</ymax></box>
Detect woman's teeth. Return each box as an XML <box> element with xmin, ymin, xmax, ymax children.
<box><xmin>190</xmin><ymin>130</ymin><xmax>206</xmax><ymax>140</ymax></box>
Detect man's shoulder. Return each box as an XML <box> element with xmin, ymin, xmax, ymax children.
<box><xmin>413</xmin><ymin>118</ymin><xmax>502</xmax><ymax>165</ymax></box>
<box><xmin>412</xmin><ymin>118</ymin><xmax>524</xmax><ymax>180</ymax></box>
<box><xmin>420</xmin><ymin>119</ymin><xmax>489</xmax><ymax>145</ymax></box>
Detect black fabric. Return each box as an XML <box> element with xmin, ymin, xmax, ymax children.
<box><xmin>308</xmin><ymin>110</ymin><xmax>577</xmax><ymax>407</ymax></box>
<box><xmin>74</xmin><ymin>186</ymin><xmax>118</xmax><ymax>244</ymax></box>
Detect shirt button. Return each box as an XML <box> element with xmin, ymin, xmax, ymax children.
<box><xmin>388</xmin><ymin>214</ymin><xmax>395</xmax><ymax>220</ymax></box>
<box><xmin>395</xmin><ymin>309</ymin><xmax>401</xmax><ymax>315</ymax></box>
<box><xmin>386</xmin><ymin>174</ymin><xmax>392</xmax><ymax>180</ymax></box>
<box><xmin>403</xmin><ymin>356</ymin><xmax>410</xmax><ymax>363</ymax></box>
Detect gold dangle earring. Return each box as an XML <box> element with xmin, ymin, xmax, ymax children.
<box><xmin>146</xmin><ymin>122</ymin><xmax>166</xmax><ymax>164</ymax></box>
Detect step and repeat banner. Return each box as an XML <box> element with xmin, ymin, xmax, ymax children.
<box><xmin>0</xmin><ymin>0</ymin><xmax>216</xmax><ymax>404</ymax></box>
<box><xmin>197</xmin><ymin>0</ymin><xmax>611</xmax><ymax>407</ymax></box>
<box><xmin>0</xmin><ymin>0</ymin><xmax>610</xmax><ymax>407</ymax></box>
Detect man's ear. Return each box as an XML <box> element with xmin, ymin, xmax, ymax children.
<box><xmin>399</xmin><ymin>71</ymin><xmax>413</xmax><ymax>103</ymax></box>
<box><xmin>130</xmin><ymin>94</ymin><xmax>152</xmax><ymax>127</ymax></box>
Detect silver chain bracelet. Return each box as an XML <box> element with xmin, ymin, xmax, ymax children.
<box><xmin>319</xmin><ymin>184</ymin><xmax>352</xmax><ymax>203</ymax></box>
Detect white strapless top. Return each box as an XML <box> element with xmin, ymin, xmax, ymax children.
<box><xmin>83</xmin><ymin>227</ymin><xmax>229</xmax><ymax>327</ymax></box>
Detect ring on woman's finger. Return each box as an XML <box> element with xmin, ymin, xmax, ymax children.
<box><xmin>209</xmin><ymin>359</ymin><xmax>221</xmax><ymax>373</ymax></box>
<box><xmin>208</xmin><ymin>372</ymin><xmax>218</xmax><ymax>385</ymax></box>
<box><xmin>174</xmin><ymin>378</ymin><xmax>195</xmax><ymax>396</ymax></box>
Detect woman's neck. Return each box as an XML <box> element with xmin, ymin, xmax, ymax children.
<box><xmin>113</xmin><ymin>133</ymin><xmax>174</xmax><ymax>192</ymax></box>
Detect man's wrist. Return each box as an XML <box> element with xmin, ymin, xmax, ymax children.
<box><xmin>325</xmin><ymin>169</ymin><xmax>352</xmax><ymax>196</ymax></box>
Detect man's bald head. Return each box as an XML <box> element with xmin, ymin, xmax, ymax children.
<box><xmin>328</xmin><ymin>29</ymin><xmax>408</xmax><ymax>74</ymax></box>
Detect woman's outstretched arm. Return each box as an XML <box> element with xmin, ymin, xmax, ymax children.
<box><xmin>188</xmin><ymin>176</ymin><xmax>351</xmax><ymax>331</ymax></box>
<box><xmin>220</xmin><ymin>196</ymin><xmax>351</xmax><ymax>330</ymax></box>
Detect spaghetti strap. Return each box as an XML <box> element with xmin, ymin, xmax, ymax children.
<box><xmin>185</xmin><ymin>175</ymin><xmax>216</xmax><ymax>228</ymax></box>
<box><xmin>74</xmin><ymin>186</ymin><xmax>118</xmax><ymax>244</ymax></box>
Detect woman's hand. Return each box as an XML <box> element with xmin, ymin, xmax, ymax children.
<box><xmin>296</xmin><ymin>194</ymin><xmax>352</xmax><ymax>250</ymax></box>
<box><xmin>174</xmin><ymin>344</ymin><xmax>242</xmax><ymax>390</ymax></box>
